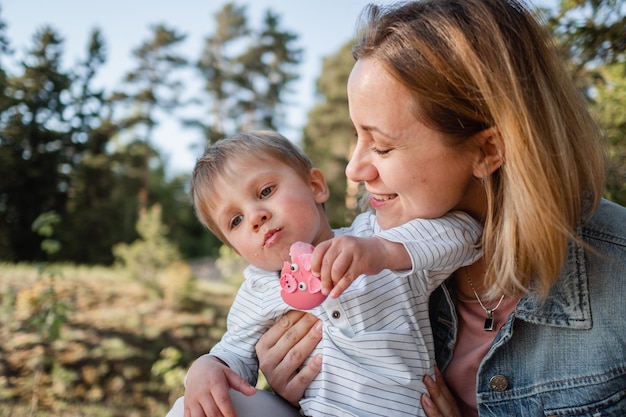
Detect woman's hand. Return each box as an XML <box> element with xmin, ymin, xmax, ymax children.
<box><xmin>421</xmin><ymin>367</ymin><xmax>462</xmax><ymax>417</ymax></box>
<box><xmin>256</xmin><ymin>310</ymin><xmax>323</xmax><ymax>406</ymax></box>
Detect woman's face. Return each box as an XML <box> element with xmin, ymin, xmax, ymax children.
<box><xmin>346</xmin><ymin>58</ymin><xmax>483</xmax><ymax>229</ymax></box>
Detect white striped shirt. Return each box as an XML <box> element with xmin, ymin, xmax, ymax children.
<box><xmin>210</xmin><ymin>211</ymin><xmax>482</xmax><ymax>417</ymax></box>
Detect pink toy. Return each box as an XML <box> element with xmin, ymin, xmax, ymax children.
<box><xmin>280</xmin><ymin>242</ymin><xmax>327</xmax><ymax>310</ymax></box>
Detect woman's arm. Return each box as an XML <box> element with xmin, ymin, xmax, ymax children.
<box><xmin>256</xmin><ymin>310</ymin><xmax>323</xmax><ymax>406</ymax></box>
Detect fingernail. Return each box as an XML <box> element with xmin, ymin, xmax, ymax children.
<box><xmin>423</xmin><ymin>374</ymin><xmax>435</xmax><ymax>388</ymax></box>
<box><xmin>314</xmin><ymin>321</ymin><xmax>323</xmax><ymax>332</ymax></box>
<box><xmin>422</xmin><ymin>395</ymin><xmax>433</xmax><ymax>407</ymax></box>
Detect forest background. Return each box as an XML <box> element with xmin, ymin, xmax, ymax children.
<box><xmin>0</xmin><ymin>0</ymin><xmax>625</xmax><ymax>416</ymax></box>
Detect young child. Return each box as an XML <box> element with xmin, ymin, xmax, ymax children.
<box><xmin>167</xmin><ymin>130</ymin><xmax>482</xmax><ymax>417</ymax></box>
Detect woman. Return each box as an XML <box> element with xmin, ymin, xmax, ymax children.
<box><xmin>256</xmin><ymin>0</ymin><xmax>626</xmax><ymax>415</ymax></box>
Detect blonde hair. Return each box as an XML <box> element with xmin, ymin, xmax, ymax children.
<box><xmin>353</xmin><ymin>0</ymin><xmax>606</xmax><ymax>298</ymax></box>
<box><xmin>190</xmin><ymin>130</ymin><xmax>314</xmax><ymax>245</ymax></box>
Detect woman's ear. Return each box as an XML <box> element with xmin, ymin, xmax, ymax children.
<box><xmin>309</xmin><ymin>168</ymin><xmax>330</xmax><ymax>204</ymax></box>
<box><xmin>472</xmin><ymin>128</ymin><xmax>505</xmax><ymax>178</ymax></box>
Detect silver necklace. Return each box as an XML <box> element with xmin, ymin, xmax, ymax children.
<box><xmin>465</xmin><ymin>268</ymin><xmax>505</xmax><ymax>331</ymax></box>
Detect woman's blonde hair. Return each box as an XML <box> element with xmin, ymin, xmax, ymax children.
<box><xmin>353</xmin><ymin>0</ymin><xmax>606</xmax><ymax>298</ymax></box>
<box><xmin>190</xmin><ymin>130</ymin><xmax>314</xmax><ymax>245</ymax></box>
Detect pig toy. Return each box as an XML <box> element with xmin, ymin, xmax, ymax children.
<box><xmin>280</xmin><ymin>241</ymin><xmax>327</xmax><ymax>310</ymax></box>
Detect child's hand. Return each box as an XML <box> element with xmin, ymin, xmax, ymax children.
<box><xmin>311</xmin><ymin>236</ymin><xmax>408</xmax><ymax>298</ymax></box>
<box><xmin>183</xmin><ymin>354</ymin><xmax>256</xmax><ymax>417</ymax></box>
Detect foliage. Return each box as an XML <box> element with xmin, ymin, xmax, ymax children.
<box><xmin>115</xmin><ymin>24</ymin><xmax>188</xmax><ymax>214</ymax></box>
<box><xmin>544</xmin><ymin>0</ymin><xmax>626</xmax><ymax>206</ymax></box>
<box><xmin>27</xmin><ymin>211</ymin><xmax>70</xmax><ymax>344</ymax></box>
<box><xmin>189</xmin><ymin>2</ymin><xmax>302</xmax><ymax>142</ymax></box>
<box><xmin>26</xmin><ymin>211</ymin><xmax>72</xmax><ymax>416</ymax></box>
<box><xmin>0</xmin><ymin>3</ymin><xmax>300</xmax><ymax>265</ymax></box>
<box><xmin>214</xmin><ymin>244</ymin><xmax>247</xmax><ymax>287</ymax></box>
<box><xmin>113</xmin><ymin>204</ymin><xmax>181</xmax><ymax>296</ymax></box>
<box><xmin>302</xmin><ymin>41</ymin><xmax>358</xmax><ymax>228</ymax></box>
<box><xmin>0</xmin><ymin>0</ymin><xmax>623</xmax><ymax>265</ymax></box>
<box><xmin>1</xmin><ymin>262</ymin><xmax>235</xmax><ymax>417</ymax></box>
<box><xmin>592</xmin><ymin>62</ymin><xmax>626</xmax><ymax>205</ymax></box>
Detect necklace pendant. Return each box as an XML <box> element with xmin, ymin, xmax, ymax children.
<box><xmin>484</xmin><ymin>310</ymin><xmax>494</xmax><ymax>331</ymax></box>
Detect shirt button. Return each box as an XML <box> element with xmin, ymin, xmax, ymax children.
<box><xmin>489</xmin><ymin>375</ymin><xmax>509</xmax><ymax>392</ymax></box>
<box><xmin>332</xmin><ymin>311</ymin><xmax>341</xmax><ymax>319</ymax></box>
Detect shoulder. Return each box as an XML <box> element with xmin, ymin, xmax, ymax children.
<box><xmin>583</xmin><ymin>199</ymin><xmax>626</xmax><ymax>248</ymax></box>
<box><xmin>243</xmin><ymin>265</ymin><xmax>280</xmax><ymax>291</ymax></box>
<box><xmin>335</xmin><ymin>211</ymin><xmax>378</xmax><ymax>237</ymax></box>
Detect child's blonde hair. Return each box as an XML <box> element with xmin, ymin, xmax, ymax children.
<box><xmin>190</xmin><ymin>130</ymin><xmax>314</xmax><ymax>245</ymax></box>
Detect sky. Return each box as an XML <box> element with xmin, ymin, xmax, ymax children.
<box><xmin>2</xmin><ymin>0</ymin><xmax>554</xmax><ymax>176</ymax></box>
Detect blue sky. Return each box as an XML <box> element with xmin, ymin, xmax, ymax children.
<box><xmin>2</xmin><ymin>0</ymin><xmax>554</xmax><ymax>175</ymax></box>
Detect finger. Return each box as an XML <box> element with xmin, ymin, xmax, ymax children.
<box><xmin>423</xmin><ymin>368</ymin><xmax>461</xmax><ymax>417</ymax></box>
<box><xmin>321</xmin><ymin>273</ymin><xmax>333</xmax><ymax>296</ymax></box>
<box><xmin>318</xmin><ymin>242</ymin><xmax>341</xmax><ymax>285</ymax></box>
<box><xmin>433</xmin><ymin>367</ymin><xmax>458</xmax><ymax>407</ymax></box>
<box><xmin>278</xmin><ymin>318</ymin><xmax>323</xmax><ymax>374</ymax></box>
<box><xmin>257</xmin><ymin>312</ymin><xmax>320</xmax><ymax>373</ymax></box>
<box><xmin>310</xmin><ymin>241</ymin><xmax>331</xmax><ymax>277</ymax></box>
<box><xmin>257</xmin><ymin>311</ymin><xmax>308</xmax><ymax>361</ymax></box>
<box><xmin>205</xmin><ymin>386</ymin><xmax>237</xmax><ymax>417</ymax></box>
<box><xmin>329</xmin><ymin>277</ymin><xmax>352</xmax><ymax>298</ymax></box>
<box><xmin>285</xmin><ymin>354</ymin><xmax>322</xmax><ymax>405</ymax></box>
<box><xmin>227</xmin><ymin>371</ymin><xmax>257</xmax><ymax>396</ymax></box>
<box><xmin>421</xmin><ymin>393</ymin><xmax>442</xmax><ymax>417</ymax></box>
<box><xmin>185</xmin><ymin>395</ymin><xmax>212</xmax><ymax>417</ymax></box>
<box><xmin>258</xmin><ymin>317</ymin><xmax>322</xmax><ymax>404</ymax></box>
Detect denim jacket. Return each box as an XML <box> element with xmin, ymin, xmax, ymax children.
<box><xmin>430</xmin><ymin>199</ymin><xmax>626</xmax><ymax>416</ymax></box>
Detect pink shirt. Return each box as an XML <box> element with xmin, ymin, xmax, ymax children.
<box><xmin>443</xmin><ymin>293</ymin><xmax>518</xmax><ymax>417</ymax></box>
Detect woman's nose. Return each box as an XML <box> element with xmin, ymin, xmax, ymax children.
<box><xmin>346</xmin><ymin>143</ymin><xmax>376</xmax><ymax>183</ymax></box>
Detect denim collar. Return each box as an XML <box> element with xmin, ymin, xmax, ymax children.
<box><xmin>515</xmin><ymin>226</ymin><xmax>592</xmax><ymax>330</ymax></box>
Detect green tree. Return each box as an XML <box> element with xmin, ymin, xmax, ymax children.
<box><xmin>0</xmin><ymin>26</ymin><xmax>72</xmax><ymax>261</ymax></box>
<box><xmin>115</xmin><ymin>24</ymin><xmax>187</xmax><ymax>214</ymax></box>
<box><xmin>236</xmin><ymin>9</ymin><xmax>302</xmax><ymax>130</ymax></box>
<box><xmin>593</xmin><ymin>63</ymin><xmax>626</xmax><ymax>205</ymax></box>
<box><xmin>58</xmin><ymin>29</ymin><xmax>125</xmax><ymax>264</ymax></box>
<box><xmin>546</xmin><ymin>0</ymin><xmax>626</xmax><ymax>204</ymax></box>
<box><xmin>191</xmin><ymin>2</ymin><xmax>302</xmax><ymax>142</ymax></box>
<box><xmin>113</xmin><ymin>204</ymin><xmax>181</xmax><ymax>295</ymax></box>
<box><xmin>0</xmin><ymin>7</ymin><xmax>14</xmax><ymax>257</ymax></box>
<box><xmin>302</xmin><ymin>41</ymin><xmax>356</xmax><ymax>227</ymax></box>
<box><xmin>548</xmin><ymin>0</ymin><xmax>625</xmax><ymax>69</ymax></box>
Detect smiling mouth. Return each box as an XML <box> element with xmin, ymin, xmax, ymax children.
<box><xmin>370</xmin><ymin>193</ymin><xmax>397</xmax><ymax>202</ymax></box>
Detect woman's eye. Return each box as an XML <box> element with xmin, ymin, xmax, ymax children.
<box><xmin>229</xmin><ymin>215</ymin><xmax>243</xmax><ymax>229</ymax></box>
<box><xmin>260</xmin><ymin>186</ymin><xmax>274</xmax><ymax>198</ymax></box>
<box><xmin>371</xmin><ymin>146</ymin><xmax>391</xmax><ymax>156</ymax></box>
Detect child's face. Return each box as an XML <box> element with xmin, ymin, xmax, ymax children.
<box><xmin>209</xmin><ymin>156</ymin><xmax>332</xmax><ymax>271</ymax></box>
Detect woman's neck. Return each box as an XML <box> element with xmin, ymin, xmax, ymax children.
<box><xmin>453</xmin><ymin>260</ymin><xmax>493</xmax><ymax>301</ymax></box>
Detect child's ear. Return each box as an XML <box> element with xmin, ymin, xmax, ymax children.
<box><xmin>472</xmin><ymin>127</ymin><xmax>504</xmax><ymax>178</ymax></box>
<box><xmin>309</xmin><ymin>168</ymin><xmax>330</xmax><ymax>204</ymax></box>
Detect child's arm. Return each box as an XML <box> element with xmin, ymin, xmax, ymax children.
<box><xmin>312</xmin><ymin>235</ymin><xmax>410</xmax><ymax>298</ymax></box>
<box><xmin>312</xmin><ymin>211</ymin><xmax>481</xmax><ymax>298</ymax></box>
<box><xmin>377</xmin><ymin>211</ymin><xmax>482</xmax><ymax>272</ymax></box>
<box><xmin>183</xmin><ymin>354</ymin><xmax>256</xmax><ymax>417</ymax></box>
<box><xmin>183</xmin><ymin>266</ymin><xmax>283</xmax><ymax>416</ymax></box>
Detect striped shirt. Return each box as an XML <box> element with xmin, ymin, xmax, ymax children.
<box><xmin>210</xmin><ymin>211</ymin><xmax>482</xmax><ymax>417</ymax></box>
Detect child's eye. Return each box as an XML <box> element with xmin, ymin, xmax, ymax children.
<box><xmin>260</xmin><ymin>186</ymin><xmax>274</xmax><ymax>198</ymax></box>
<box><xmin>229</xmin><ymin>215</ymin><xmax>243</xmax><ymax>229</ymax></box>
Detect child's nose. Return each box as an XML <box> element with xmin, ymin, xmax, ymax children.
<box><xmin>251</xmin><ymin>211</ymin><xmax>270</xmax><ymax>231</ymax></box>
